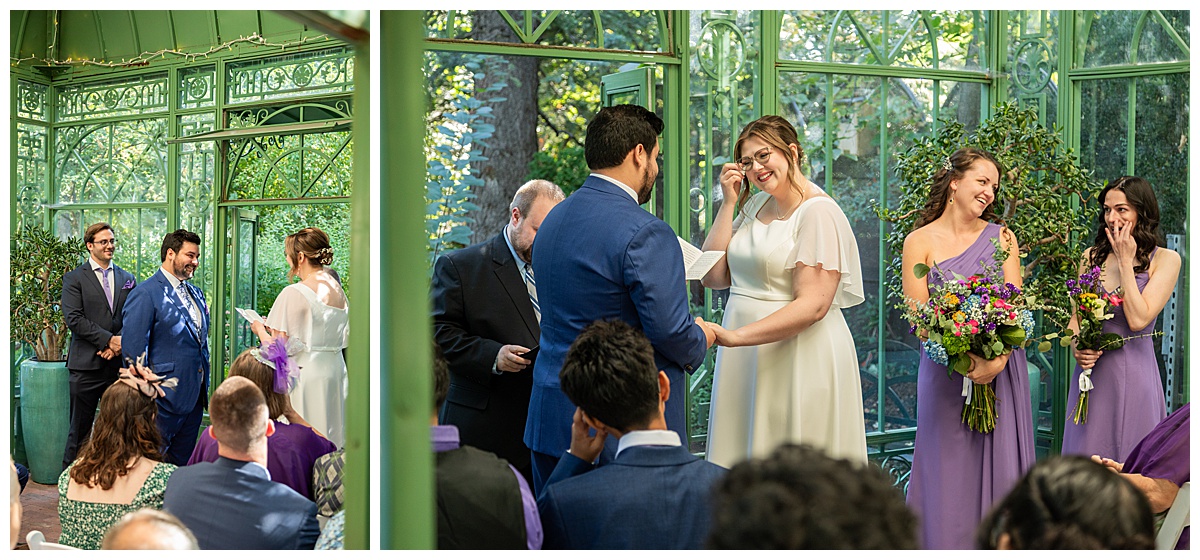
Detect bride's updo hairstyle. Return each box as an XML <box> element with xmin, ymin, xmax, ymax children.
<box><xmin>286</xmin><ymin>227</ymin><xmax>334</xmax><ymax>280</ymax></box>
<box><xmin>916</xmin><ymin>147</ymin><xmax>1003</xmax><ymax>228</ymax></box>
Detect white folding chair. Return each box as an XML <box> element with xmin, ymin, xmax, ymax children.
<box><xmin>25</xmin><ymin>530</ymin><xmax>79</xmax><ymax>550</ymax></box>
<box><xmin>1156</xmin><ymin>481</ymin><xmax>1191</xmax><ymax>550</ymax></box>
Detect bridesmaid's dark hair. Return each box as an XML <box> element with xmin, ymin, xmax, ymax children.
<box><xmin>915</xmin><ymin>147</ymin><xmax>1003</xmax><ymax>228</ymax></box>
<box><xmin>733</xmin><ymin>116</ymin><xmax>806</xmax><ymax>216</ymax></box>
<box><xmin>1087</xmin><ymin>176</ymin><xmax>1163</xmax><ymax>274</ymax></box>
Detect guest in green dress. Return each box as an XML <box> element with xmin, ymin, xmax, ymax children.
<box><xmin>58</xmin><ymin>369</ymin><xmax>178</xmax><ymax>549</ymax></box>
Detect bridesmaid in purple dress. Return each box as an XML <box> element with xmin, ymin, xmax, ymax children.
<box><xmin>1062</xmin><ymin>177</ymin><xmax>1180</xmax><ymax>462</ymax></box>
<box><xmin>900</xmin><ymin>148</ymin><xmax>1036</xmax><ymax>549</ymax></box>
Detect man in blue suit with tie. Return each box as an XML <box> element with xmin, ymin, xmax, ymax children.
<box><xmin>526</xmin><ymin>104</ymin><xmax>715</xmax><ymax>493</ymax></box>
<box><xmin>537</xmin><ymin>319</ymin><xmax>727</xmax><ymax>549</ymax></box>
<box><xmin>164</xmin><ymin>376</ymin><xmax>319</xmax><ymax>549</ymax></box>
<box><xmin>122</xmin><ymin>229</ymin><xmax>210</xmax><ymax>466</ymax></box>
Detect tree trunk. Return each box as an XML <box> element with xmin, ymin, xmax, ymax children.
<box><xmin>470</xmin><ymin>11</ymin><xmax>539</xmax><ymax>245</ymax></box>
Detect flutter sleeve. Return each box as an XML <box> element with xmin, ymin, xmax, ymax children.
<box><xmin>785</xmin><ymin>197</ymin><xmax>865</xmax><ymax>308</ymax></box>
<box><xmin>265</xmin><ymin>284</ymin><xmax>313</xmax><ymax>353</ymax></box>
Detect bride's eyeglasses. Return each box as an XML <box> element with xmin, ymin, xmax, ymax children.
<box><xmin>737</xmin><ymin>147</ymin><xmax>772</xmax><ymax>169</ymax></box>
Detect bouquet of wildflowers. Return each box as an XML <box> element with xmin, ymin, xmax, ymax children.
<box><xmin>1065</xmin><ymin>267</ymin><xmax>1134</xmax><ymax>424</ymax></box>
<box><xmin>904</xmin><ymin>263</ymin><xmax>1038</xmax><ymax>433</ymax></box>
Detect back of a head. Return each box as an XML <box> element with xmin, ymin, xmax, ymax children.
<box><xmin>584</xmin><ymin>104</ymin><xmax>664</xmax><ymax>170</ymax></box>
<box><xmin>208</xmin><ymin>376</ymin><xmax>268</xmax><ymax>454</ymax></box>
<box><xmin>559</xmin><ymin>319</ymin><xmax>659</xmax><ymax>432</ymax></box>
<box><xmin>708</xmin><ymin>444</ymin><xmax>917</xmax><ymax>549</ymax></box>
<box><xmin>229</xmin><ymin>349</ymin><xmax>287</xmax><ymax>419</ymax></box>
<box><xmin>101</xmin><ymin>509</ymin><xmax>198</xmax><ymax>550</ymax></box>
<box><xmin>432</xmin><ymin>341</ymin><xmax>449</xmax><ymax>411</ymax></box>
<box><xmin>71</xmin><ymin>382</ymin><xmax>162</xmax><ymax>490</ymax></box>
<box><xmin>977</xmin><ymin>455</ymin><xmax>1155</xmax><ymax>550</ymax></box>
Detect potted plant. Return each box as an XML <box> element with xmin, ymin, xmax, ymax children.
<box><xmin>10</xmin><ymin>224</ymin><xmax>84</xmax><ymax>483</ymax></box>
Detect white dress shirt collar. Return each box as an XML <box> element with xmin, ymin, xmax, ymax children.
<box><xmin>590</xmin><ymin>173</ymin><xmax>639</xmax><ymax>203</ymax></box>
<box><xmin>616</xmin><ymin>429</ymin><xmax>682</xmax><ymax>458</ymax></box>
<box><xmin>160</xmin><ymin>266</ymin><xmax>184</xmax><ymax>289</ymax></box>
<box><xmin>89</xmin><ymin>257</ymin><xmax>110</xmax><ymax>272</ymax></box>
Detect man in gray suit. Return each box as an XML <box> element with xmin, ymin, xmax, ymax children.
<box><xmin>164</xmin><ymin>376</ymin><xmax>319</xmax><ymax>549</ymax></box>
<box><xmin>61</xmin><ymin>222</ymin><xmax>137</xmax><ymax>469</ymax></box>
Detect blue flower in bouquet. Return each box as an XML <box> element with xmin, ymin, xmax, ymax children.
<box><xmin>1019</xmin><ymin>310</ymin><xmax>1035</xmax><ymax>338</ymax></box>
<box><xmin>922</xmin><ymin>339</ymin><xmax>949</xmax><ymax>366</ymax></box>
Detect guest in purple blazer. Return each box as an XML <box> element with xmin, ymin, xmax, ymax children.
<box><xmin>188</xmin><ymin>342</ymin><xmax>335</xmax><ymax>500</ymax></box>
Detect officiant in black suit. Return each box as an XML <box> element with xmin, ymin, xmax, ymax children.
<box><xmin>431</xmin><ymin>179</ymin><xmax>564</xmax><ymax>483</ymax></box>
<box><xmin>61</xmin><ymin>222</ymin><xmax>137</xmax><ymax>469</ymax></box>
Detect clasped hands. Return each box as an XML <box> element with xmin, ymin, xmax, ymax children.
<box><xmin>695</xmin><ymin>317</ymin><xmax>742</xmax><ymax>348</ymax></box>
<box><xmin>97</xmin><ymin>335</ymin><xmax>121</xmax><ymax>360</ymax></box>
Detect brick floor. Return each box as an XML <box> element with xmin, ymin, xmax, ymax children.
<box><xmin>15</xmin><ymin>480</ymin><xmax>61</xmax><ymax>550</ymax></box>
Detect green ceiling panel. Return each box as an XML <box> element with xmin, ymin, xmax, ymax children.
<box><xmin>131</xmin><ymin>11</ymin><xmax>177</xmax><ymax>53</ymax></box>
<box><xmin>216</xmin><ymin>10</ymin><xmax>262</xmax><ymax>42</ymax></box>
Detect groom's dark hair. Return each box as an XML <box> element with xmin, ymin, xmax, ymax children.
<box><xmin>559</xmin><ymin>319</ymin><xmax>659</xmax><ymax>432</ymax></box>
<box><xmin>160</xmin><ymin>229</ymin><xmax>202</xmax><ymax>262</ymax></box>
<box><xmin>584</xmin><ymin>104</ymin><xmax>664</xmax><ymax>170</ymax></box>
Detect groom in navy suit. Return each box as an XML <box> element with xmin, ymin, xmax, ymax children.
<box><xmin>122</xmin><ymin>229</ymin><xmax>210</xmax><ymax>466</ymax></box>
<box><xmin>525</xmin><ymin>104</ymin><xmax>715</xmax><ymax>493</ymax></box>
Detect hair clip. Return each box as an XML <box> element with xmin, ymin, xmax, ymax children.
<box><xmin>118</xmin><ymin>352</ymin><xmax>178</xmax><ymax>399</ymax></box>
<box><xmin>942</xmin><ymin>156</ymin><xmax>953</xmax><ymax>172</ymax></box>
<box><xmin>251</xmin><ymin>336</ymin><xmax>301</xmax><ymax>394</ymax></box>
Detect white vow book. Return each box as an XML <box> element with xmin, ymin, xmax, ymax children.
<box><xmin>677</xmin><ymin>236</ymin><xmax>725</xmax><ymax>281</ymax></box>
<box><xmin>235</xmin><ymin>307</ymin><xmax>265</xmax><ymax>324</ymax></box>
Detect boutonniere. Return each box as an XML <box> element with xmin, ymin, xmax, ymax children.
<box><xmin>122</xmin><ymin>279</ymin><xmax>135</xmax><ymax>290</ymax></box>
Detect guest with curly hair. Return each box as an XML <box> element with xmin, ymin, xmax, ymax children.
<box><xmin>708</xmin><ymin>443</ymin><xmax>917</xmax><ymax>549</ymax></box>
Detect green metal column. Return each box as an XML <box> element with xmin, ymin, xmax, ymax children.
<box><xmin>1052</xmin><ymin>10</ymin><xmax>1080</xmax><ymax>454</ymax></box>
<box><xmin>663</xmin><ymin>11</ymin><xmax>690</xmax><ymax>235</ymax></box>
<box><xmin>381</xmin><ymin>10</ymin><xmax>435</xmax><ymax>549</ymax></box>
<box><xmin>344</xmin><ymin>32</ymin><xmax>372</xmax><ymax>551</ymax></box>
<box><xmin>760</xmin><ymin>10</ymin><xmax>780</xmax><ymax>114</ymax></box>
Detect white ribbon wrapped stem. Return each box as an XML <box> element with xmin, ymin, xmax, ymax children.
<box><xmin>1078</xmin><ymin>368</ymin><xmax>1094</xmax><ymax>393</ymax></box>
<box><xmin>962</xmin><ymin>377</ymin><xmax>973</xmax><ymax>405</ymax></box>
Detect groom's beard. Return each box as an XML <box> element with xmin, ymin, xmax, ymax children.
<box><xmin>637</xmin><ymin>167</ymin><xmax>655</xmax><ymax>205</ymax></box>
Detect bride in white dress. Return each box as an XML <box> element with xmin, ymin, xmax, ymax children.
<box><xmin>702</xmin><ymin>116</ymin><xmax>867</xmax><ymax>468</ymax></box>
<box><xmin>252</xmin><ymin>227</ymin><xmax>349</xmax><ymax>447</ymax></box>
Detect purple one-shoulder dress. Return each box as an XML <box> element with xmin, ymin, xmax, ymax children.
<box><xmin>1124</xmin><ymin>403</ymin><xmax>1189</xmax><ymax>550</ymax></box>
<box><xmin>906</xmin><ymin>222</ymin><xmax>1036</xmax><ymax>550</ymax></box>
<box><xmin>1062</xmin><ymin>250</ymin><xmax>1167</xmax><ymax>462</ymax></box>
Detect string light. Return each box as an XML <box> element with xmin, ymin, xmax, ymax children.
<box><xmin>11</xmin><ymin>24</ymin><xmax>333</xmax><ymax>70</ymax></box>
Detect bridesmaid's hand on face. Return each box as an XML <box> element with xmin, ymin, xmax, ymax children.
<box><xmin>1106</xmin><ymin>220</ymin><xmax>1138</xmax><ymax>268</ymax></box>
<box><xmin>1073</xmin><ymin>347</ymin><xmax>1103</xmax><ymax>370</ymax></box>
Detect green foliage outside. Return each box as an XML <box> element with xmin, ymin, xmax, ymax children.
<box><xmin>253</xmin><ymin>204</ymin><xmax>353</xmax><ymax>315</ymax></box>
<box><xmin>526</xmin><ymin>144</ymin><xmax>588</xmax><ymax>196</ymax></box>
<box><xmin>879</xmin><ymin>102</ymin><xmax>1102</xmax><ymax>332</ymax></box>
<box><xmin>10</xmin><ymin>225</ymin><xmax>85</xmax><ymax>362</ymax></box>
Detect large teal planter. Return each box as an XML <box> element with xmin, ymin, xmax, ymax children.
<box><xmin>20</xmin><ymin>359</ymin><xmax>70</xmax><ymax>484</ymax></box>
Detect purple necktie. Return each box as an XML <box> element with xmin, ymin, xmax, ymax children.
<box><xmin>100</xmin><ymin>268</ymin><xmax>113</xmax><ymax>312</ymax></box>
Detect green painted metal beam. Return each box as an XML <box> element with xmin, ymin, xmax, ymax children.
<box><xmin>1067</xmin><ymin>61</ymin><xmax>1190</xmax><ymax>80</ymax></box>
<box><xmin>344</xmin><ymin>33</ymin><xmax>371</xmax><ymax>551</ymax></box>
<box><xmin>775</xmin><ymin>60</ymin><xmax>993</xmax><ymax>82</ymax></box>
<box><xmin>1052</xmin><ymin>10</ymin><xmax>1081</xmax><ymax>455</ymax></box>
<box><xmin>422</xmin><ymin>38</ymin><xmax>682</xmax><ymax>65</ymax></box>
<box><xmin>381</xmin><ymin>10</ymin><xmax>434</xmax><ymax>550</ymax></box>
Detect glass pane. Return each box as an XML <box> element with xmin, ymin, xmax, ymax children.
<box><xmin>1134</xmin><ymin>73</ymin><xmax>1188</xmax><ymax>239</ymax></box>
<box><xmin>16</xmin><ymin>80</ymin><xmax>49</xmax><ymax>121</ymax></box>
<box><xmin>51</xmin><ymin>207</ymin><xmax>168</xmax><ymax>284</ymax></box>
<box><xmin>225</xmin><ymin>130</ymin><xmax>353</xmax><ymax>200</ymax></box>
<box><xmin>178</xmin><ymin>65</ymin><xmax>217</xmax><ymax>110</ymax></box>
<box><xmin>253</xmin><ymin>203</ymin><xmax>353</xmax><ymax>311</ymax></box>
<box><xmin>425</xmin><ymin>10</ymin><xmax>664</xmax><ymax>51</ymax></box>
<box><xmin>1078</xmin><ymin>79</ymin><xmax>1129</xmax><ymax>181</ymax></box>
<box><xmin>55</xmin><ymin>74</ymin><xmax>169</xmax><ymax>123</ymax></box>
<box><xmin>179</xmin><ymin>113</ymin><xmax>217</xmax><ymax>295</ymax></box>
<box><xmin>54</xmin><ymin>119</ymin><xmax>170</xmax><ymax>204</ymax></box>
<box><xmin>15</xmin><ymin>122</ymin><xmax>48</xmax><ymax>231</ymax></box>
<box><xmin>780</xmin><ymin>10</ymin><xmax>985</xmax><ymax>69</ymax></box>
<box><xmin>687</xmin><ymin>9</ymin><xmax>761</xmax><ymax>451</ymax></box>
<box><xmin>226</xmin><ymin>47</ymin><xmax>355</xmax><ymax>105</ymax></box>
<box><xmin>1135</xmin><ymin>11</ymin><xmax>1189</xmax><ymax>64</ymax></box>
<box><xmin>911</xmin><ymin>11</ymin><xmax>987</xmax><ymax>71</ymax></box>
<box><xmin>940</xmin><ymin>80</ymin><xmax>984</xmax><ymax>133</ymax></box>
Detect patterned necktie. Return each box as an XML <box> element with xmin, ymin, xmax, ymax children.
<box><xmin>100</xmin><ymin>268</ymin><xmax>113</xmax><ymax>312</ymax></box>
<box><xmin>177</xmin><ymin>283</ymin><xmax>201</xmax><ymax>327</ymax></box>
<box><xmin>523</xmin><ymin>263</ymin><xmax>541</xmax><ymax>323</ymax></box>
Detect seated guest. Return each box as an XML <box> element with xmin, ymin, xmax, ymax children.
<box><xmin>312</xmin><ymin>448</ymin><xmax>345</xmax><ymax>519</ymax></box>
<box><xmin>537</xmin><ymin>319</ymin><xmax>727</xmax><ymax>549</ymax></box>
<box><xmin>977</xmin><ymin>455</ymin><xmax>1154</xmax><ymax>549</ymax></box>
<box><xmin>315</xmin><ymin>511</ymin><xmax>345</xmax><ymax>550</ymax></box>
<box><xmin>14</xmin><ymin>462</ymin><xmax>28</xmax><ymax>493</ymax></box>
<box><xmin>10</xmin><ymin>461</ymin><xmax>20</xmax><ymax>550</ymax></box>
<box><xmin>1093</xmin><ymin>402</ymin><xmax>1190</xmax><ymax>549</ymax></box>
<box><xmin>165</xmin><ymin>376</ymin><xmax>319</xmax><ymax>549</ymax></box>
<box><xmin>188</xmin><ymin>341</ymin><xmax>336</xmax><ymax>500</ymax></box>
<box><xmin>708</xmin><ymin>443</ymin><xmax>917</xmax><ymax>549</ymax></box>
<box><xmin>101</xmin><ymin>509</ymin><xmax>198</xmax><ymax>550</ymax></box>
<box><xmin>431</xmin><ymin>342</ymin><xmax>542</xmax><ymax>549</ymax></box>
<box><xmin>58</xmin><ymin>366</ymin><xmax>178</xmax><ymax>549</ymax></box>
